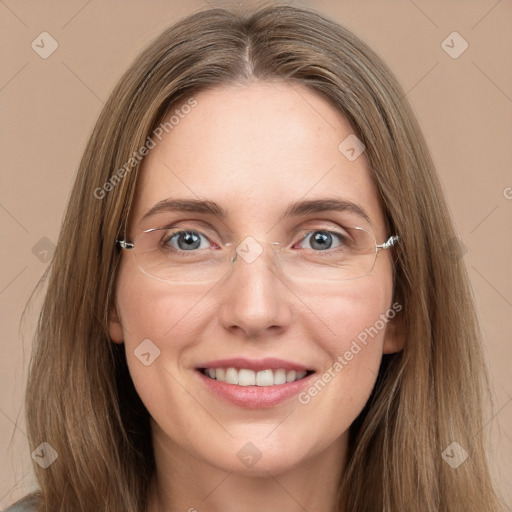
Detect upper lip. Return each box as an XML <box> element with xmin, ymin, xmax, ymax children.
<box><xmin>196</xmin><ymin>357</ymin><xmax>313</xmax><ymax>373</ymax></box>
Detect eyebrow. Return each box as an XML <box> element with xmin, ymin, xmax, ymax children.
<box><xmin>141</xmin><ymin>197</ymin><xmax>373</xmax><ymax>226</ymax></box>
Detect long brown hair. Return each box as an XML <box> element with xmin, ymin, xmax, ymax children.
<box><xmin>14</xmin><ymin>4</ymin><xmax>501</xmax><ymax>511</ymax></box>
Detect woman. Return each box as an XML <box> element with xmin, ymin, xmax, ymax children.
<box><xmin>6</xmin><ymin>4</ymin><xmax>501</xmax><ymax>511</ymax></box>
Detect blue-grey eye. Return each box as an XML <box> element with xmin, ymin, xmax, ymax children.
<box><xmin>166</xmin><ymin>230</ymin><xmax>209</xmax><ymax>251</ymax></box>
<box><xmin>300</xmin><ymin>230</ymin><xmax>344</xmax><ymax>251</ymax></box>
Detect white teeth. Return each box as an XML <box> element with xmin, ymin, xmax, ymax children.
<box><xmin>225</xmin><ymin>367</ymin><xmax>238</xmax><ymax>385</ymax></box>
<box><xmin>286</xmin><ymin>370</ymin><xmax>296</xmax><ymax>383</ymax></box>
<box><xmin>273</xmin><ymin>369</ymin><xmax>287</xmax><ymax>385</ymax></box>
<box><xmin>203</xmin><ymin>367</ymin><xmax>310</xmax><ymax>386</ymax></box>
<box><xmin>238</xmin><ymin>369</ymin><xmax>256</xmax><ymax>386</ymax></box>
<box><xmin>256</xmin><ymin>369</ymin><xmax>274</xmax><ymax>386</ymax></box>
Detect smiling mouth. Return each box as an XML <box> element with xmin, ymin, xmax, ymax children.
<box><xmin>199</xmin><ymin>367</ymin><xmax>315</xmax><ymax>386</ymax></box>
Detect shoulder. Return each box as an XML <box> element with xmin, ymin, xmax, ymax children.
<box><xmin>3</xmin><ymin>495</ymin><xmax>39</xmax><ymax>512</ymax></box>
<box><xmin>3</xmin><ymin>505</ymin><xmax>36</xmax><ymax>512</ymax></box>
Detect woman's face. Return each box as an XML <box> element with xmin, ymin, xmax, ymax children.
<box><xmin>110</xmin><ymin>80</ymin><xmax>404</xmax><ymax>476</ymax></box>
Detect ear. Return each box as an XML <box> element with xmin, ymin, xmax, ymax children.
<box><xmin>382</xmin><ymin>309</ymin><xmax>406</xmax><ymax>354</ymax></box>
<box><xmin>108</xmin><ymin>301</ymin><xmax>124</xmax><ymax>344</ymax></box>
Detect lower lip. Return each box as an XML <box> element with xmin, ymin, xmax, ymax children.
<box><xmin>197</xmin><ymin>370</ymin><xmax>315</xmax><ymax>409</ymax></box>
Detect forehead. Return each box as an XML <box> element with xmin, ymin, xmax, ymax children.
<box><xmin>131</xmin><ymin>80</ymin><xmax>385</xmax><ymax>235</ymax></box>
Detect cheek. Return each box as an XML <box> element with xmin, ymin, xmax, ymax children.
<box><xmin>114</xmin><ymin>270</ymin><xmax>213</xmax><ymax>433</ymax></box>
<box><xmin>303</xmin><ymin>272</ymin><xmax>394</xmax><ymax>410</ymax></box>
<box><xmin>115</xmin><ymin>254</ymin><xmax>211</xmax><ymax>343</ymax></box>
<box><xmin>113</xmin><ymin>260</ymin><xmax>207</xmax><ymax>389</ymax></box>
<box><xmin>311</xmin><ymin>264</ymin><xmax>393</xmax><ymax>350</ymax></box>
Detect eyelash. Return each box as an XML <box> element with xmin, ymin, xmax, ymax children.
<box><xmin>158</xmin><ymin>227</ymin><xmax>350</xmax><ymax>253</ymax></box>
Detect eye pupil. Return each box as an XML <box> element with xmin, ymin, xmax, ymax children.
<box><xmin>310</xmin><ymin>231</ymin><xmax>333</xmax><ymax>251</ymax></box>
<box><xmin>177</xmin><ymin>231</ymin><xmax>201</xmax><ymax>250</ymax></box>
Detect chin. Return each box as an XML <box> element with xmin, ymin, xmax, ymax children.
<box><xmin>199</xmin><ymin>434</ymin><xmax>315</xmax><ymax>476</ymax></box>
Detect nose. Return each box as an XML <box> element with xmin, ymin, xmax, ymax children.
<box><xmin>217</xmin><ymin>239</ymin><xmax>294</xmax><ymax>339</ymax></box>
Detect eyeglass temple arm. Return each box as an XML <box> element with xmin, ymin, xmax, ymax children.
<box><xmin>377</xmin><ymin>235</ymin><xmax>399</xmax><ymax>251</ymax></box>
<box><xmin>116</xmin><ymin>240</ymin><xmax>134</xmax><ymax>250</ymax></box>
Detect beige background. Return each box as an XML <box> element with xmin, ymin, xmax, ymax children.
<box><xmin>1</xmin><ymin>0</ymin><xmax>511</xmax><ymax>509</ymax></box>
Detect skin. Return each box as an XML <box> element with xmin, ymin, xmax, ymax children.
<box><xmin>109</xmin><ymin>80</ymin><xmax>405</xmax><ymax>512</ymax></box>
